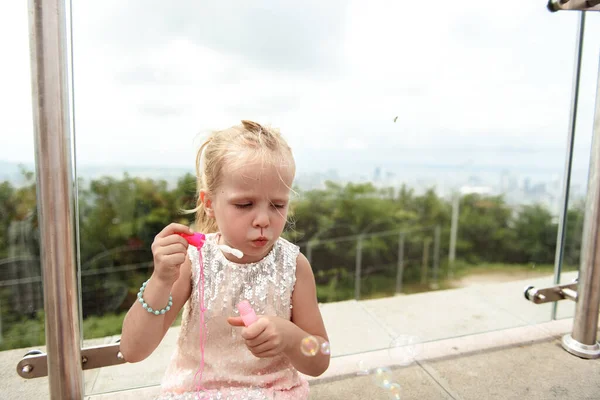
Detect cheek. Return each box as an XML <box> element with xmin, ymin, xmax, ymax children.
<box><xmin>271</xmin><ymin>208</ymin><xmax>289</xmax><ymax>223</ymax></box>
<box><xmin>222</xmin><ymin>204</ymin><xmax>244</xmax><ymax>216</ymax></box>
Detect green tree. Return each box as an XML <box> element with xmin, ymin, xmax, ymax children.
<box><xmin>1</xmin><ymin>168</ymin><xmax>580</xmax><ymax>349</ymax></box>
<box><xmin>455</xmin><ymin>194</ymin><xmax>516</xmax><ymax>263</ymax></box>
<box><xmin>513</xmin><ymin>204</ymin><xmax>558</xmax><ymax>264</ymax></box>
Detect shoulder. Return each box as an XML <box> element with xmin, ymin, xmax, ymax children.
<box><xmin>277</xmin><ymin>236</ymin><xmax>300</xmax><ymax>251</ymax></box>
<box><xmin>275</xmin><ymin>236</ymin><xmax>301</xmax><ymax>261</ymax></box>
<box><xmin>274</xmin><ymin>237</ymin><xmax>311</xmax><ymax>279</ymax></box>
<box><xmin>294</xmin><ymin>252</ymin><xmax>314</xmax><ymax>281</ymax></box>
<box><xmin>296</xmin><ymin>252</ymin><xmax>314</xmax><ymax>280</ymax></box>
<box><xmin>275</xmin><ymin>237</ymin><xmax>308</xmax><ymax>265</ymax></box>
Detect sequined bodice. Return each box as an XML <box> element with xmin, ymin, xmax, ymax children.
<box><xmin>158</xmin><ymin>233</ymin><xmax>309</xmax><ymax>400</ymax></box>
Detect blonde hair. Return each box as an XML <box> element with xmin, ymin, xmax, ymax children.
<box><xmin>190</xmin><ymin>120</ymin><xmax>296</xmax><ymax>233</ymax></box>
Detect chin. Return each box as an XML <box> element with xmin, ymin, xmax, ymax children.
<box><xmin>250</xmin><ymin>244</ymin><xmax>273</xmax><ymax>256</ymax></box>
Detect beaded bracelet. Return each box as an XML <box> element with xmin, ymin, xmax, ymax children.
<box><xmin>137</xmin><ymin>279</ymin><xmax>173</xmax><ymax>315</ymax></box>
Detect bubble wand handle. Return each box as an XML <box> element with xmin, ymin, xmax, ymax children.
<box><xmin>176</xmin><ymin>232</ymin><xmax>208</xmax><ymax>399</ymax></box>
<box><xmin>237</xmin><ymin>300</ymin><xmax>258</xmax><ymax>327</ymax></box>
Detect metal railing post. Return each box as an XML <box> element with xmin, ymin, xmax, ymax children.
<box><xmin>421</xmin><ymin>238</ymin><xmax>430</xmax><ymax>285</ymax></box>
<box><xmin>355</xmin><ymin>235</ymin><xmax>363</xmax><ymax>300</ymax></box>
<box><xmin>395</xmin><ymin>233</ymin><xmax>405</xmax><ymax>294</ymax></box>
<box><xmin>27</xmin><ymin>0</ymin><xmax>82</xmax><ymax>397</ymax></box>
<box><xmin>562</xmin><ymin>53</ymin><xmax>600</xmax><ymax>359</ymax></box>
<box><xmin>433</xmin><ymin>225</ymin><xmax>441</xmax><ymax>285</ymax></box>
<box><xmin>448</xmin><ymin>193</ymin><xmax>460</xmax><ymax>279</ymax></box>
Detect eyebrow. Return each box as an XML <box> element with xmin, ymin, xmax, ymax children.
<box><xmin>270</xmin><ymin>198</ymin><xmax>289</xmax><ymax>204</ymax></box>
<box><xmin>227</xmin><ymin>194</ymin><xmax>289</xmax><ymax>203</ymax></box>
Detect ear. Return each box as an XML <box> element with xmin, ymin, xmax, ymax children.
<box><xmin>200</xmin><ymin>191</ymin><xmax>214</xmax><ymax>217</ymax></box>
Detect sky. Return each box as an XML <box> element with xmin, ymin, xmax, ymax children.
<box><xmin>1</xmin><ymin>1</ymin><xmax>599</xmax><ymax>180</ymax></box>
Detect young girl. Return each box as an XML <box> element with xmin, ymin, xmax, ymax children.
<box><xmin>120</xmin><ymin>120</ymin><xmax>330</xmax><ymax>399</ymax></box>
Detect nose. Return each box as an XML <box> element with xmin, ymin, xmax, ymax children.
<box><xmin>252</xmin><ymin>208</ymin><xmax>270</xmax><ymax>229</ymax></box>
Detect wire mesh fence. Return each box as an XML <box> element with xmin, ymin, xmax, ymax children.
<box><xmin>0</xmin><ymin>226</ymin><xmax>442</xmax><ymax>350</ymax></box>
<box><xmin>298</xmin><ymin>225</ymin><xmax>442</xmax><ymax>301</ymax></box>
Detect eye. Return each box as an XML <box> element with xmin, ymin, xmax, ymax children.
<box><xmin>235</xmin><ymin>203</ymin><xmax>252</xmax><ymax>209</ymax></box>
<box><xmin>271</xmin><ymin>203</ymin><xmax>286</xmax><ymax>209</ymax></box>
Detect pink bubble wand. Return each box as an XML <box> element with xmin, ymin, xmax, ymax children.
<box><xmin>237</xmin><ymin>300</ymin><xmax>258</xmax><ymax>327</ymax></box>
<box><xmin>177</xmin><ymin>232</ymin><xmax>245</xmax><ymax>399</ymax></box>
<box><xmin>177</xmin><ymin>233</ymin><xmax>208</xmax><ymax>400</ymax></box>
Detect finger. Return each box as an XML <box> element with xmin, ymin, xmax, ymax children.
<box><xmin>154</xmin><ymin>234</ymin><xmax>189</xmax><ymax>250</ymax></box>
<box><xmin>157</xmin><ymin>223</ymin><xmax>194</xmax><ymax>238</ymax></box>
<box><xmin>246</xmin><ymin>334</ymin><xmax>270</xmax><ymax>349</ymax></box>
<box><xmin>227</xmin><ymin>317</ymin><xmax>245</xmax><ymax>327</ymax></box>
<box><xmin>248</xmin><ymin>340</ymin><xmax>275</xmax><ymax>355</ymax></box>
<box><xmin>155</xmin><ymin>253</ymin><xmax>186</xmax><ymax>267</ymax></box>
<box><xmin>253</xmin><ymin>349</ymin><xmax>278</xmax><ymax>358</ymax></box>
<box><xmin>158</xmin><ymin>243</ymin><xmax>188</xmax><ymax>256</ymax></box>
<box><xmin>241</xmin><ymin>320</ymin><xmax>267</xmax><ymax>341</ymax></box>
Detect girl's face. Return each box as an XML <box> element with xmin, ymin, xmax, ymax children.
<box><xmin>203</xmin><ymin>155</ymin><xmax>294</xmax><ymax>263</ymax></box>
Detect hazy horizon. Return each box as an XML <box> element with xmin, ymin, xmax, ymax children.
<box><xmin>1</xmin><ymin>2</ymin><xmax>599</xmax><ymax>192</ymax></box>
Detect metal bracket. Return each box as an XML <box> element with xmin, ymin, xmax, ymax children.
<box><xmin>16</xmin><ymin>343</ymin><xmax>125</xmax><ymax>379</ymax></box>
<box><xmin>548</xmin><ymin>0</ymin><xmax>600</xmax><ymax>12</ymax></box>
<box><xmin>524</xmin><ymin>280</ymin><xmax>578</xmax><ymax>304</ymax></box>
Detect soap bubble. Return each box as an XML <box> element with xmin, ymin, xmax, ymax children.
<box><xmin>356</xmin><ymin>360</ymin><xmax>370</xmax><ymax>375</ymax></box>
<box><xmin>386</xmin><ymin>382</ymin><xmax>402</xmax><ymax>399</ymax></box>
<box><xmin>300</xmin><ymin>335</ymin><xmax>319</xmax><ymax>357</ymax></box>
<box><xmin>372</xmin><ymin>367</ymin><xmax>393</xmax><ymax>389</ymax></box>
<box><xmin>320</xmin><ymin>341</ymin><xmax>331</xmax><ymax>355</ymax></box>
<box><xmin>388</xmin><ymin>335</ymin><xmax>421</xmax><ymax>366</ymax></box>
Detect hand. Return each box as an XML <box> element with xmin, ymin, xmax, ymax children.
<box><xmin>151</xmin><ymin>223</ymin><xmax>193</xmax><ymax>286</ymax></box>
<box><xmin>227</xmin><ymin>315</ymin><xmax>291</xmax><ymax>358</ymax></box>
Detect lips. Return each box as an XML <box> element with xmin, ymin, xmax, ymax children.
<box><xmin>252</xmin><ymin>237</ymin><xmax>269</xmax><ymax>247</ymax></box>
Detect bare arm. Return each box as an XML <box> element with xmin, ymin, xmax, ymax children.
<box><xmin>283</xmin><ymin>252</ymin><xmax>330</xmax><ymax>376</ymax></box>
<box><xmin>119</xmin><ymin>223</ymin><xmax>194</xmax><ymax>362</ymax></box>
<box><xmin>120</xmin><ymin>257</ymin><xmax>191</xmax><ymax>362</ymax></box>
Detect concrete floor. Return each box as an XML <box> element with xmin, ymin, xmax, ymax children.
<box><xmin>3</xmin><ymin>271</ymin><xmax>599</xmax><ymax>399</ymax></box>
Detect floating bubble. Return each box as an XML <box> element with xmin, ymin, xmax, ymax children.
<box><xmin>388</xmin><ymin>335</ymin><xmax>422</xmax><ymax>366</ymax></box>
<box><xmin>320</xmin><ymin>341</ymin><xmax>331</xmax><ymax>355</ymax></box>
<box><xmin>356</xmin><ymin>360</ymin><xmax>370</xmax><ymax>375</ymax></box>
<box><xmin>153</xmin><ymin>69</ymin><xmax>165</xmax><ymax>81</ymax></box>
<box><xmin>300</xmin><ymin>335</ymin><xmax>319</xmax><ymax>357</ymax></box>
<box><xmin>372</xmin><ymin>366</ymin><xmax>393</xmax><ymax>389</ymax></box>
<box><xmin>387</xmin><ymin>382</ymin><xmax>402</xmax><ymax>399</ymax></box>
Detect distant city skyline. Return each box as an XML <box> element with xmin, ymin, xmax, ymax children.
<box><xmin>1</xmin><ymin>156</ymin><xmax>588</xmax><ymax>216</ymax></box>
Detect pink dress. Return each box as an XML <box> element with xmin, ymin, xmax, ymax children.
<box><xmin>156</xmin><ymin>233</ymin><xmax>309</xmax><ymax>400</ymax></box>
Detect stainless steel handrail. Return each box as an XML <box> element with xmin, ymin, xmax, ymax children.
<box><xmin>547</xmin><ymin>0</ymin><xmax>600</xmax><ymax>11</ymax></box>
<box><xmin>27</xmin><ymin>0</ymin><xmax>83</xmax><ymax>397</ymax></box>
<box><xmin>562</xmin><ymin>54</ymin><xmax>600</xmax><ymax>358</ymax></box>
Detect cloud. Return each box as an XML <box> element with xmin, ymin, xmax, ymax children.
<box><xmin>75</xmin><ymin>0</ymin><xmax>347</xmax><ymax>75</ymax></box>
<box><xmin>344</xmin><ymin>138</ymin><xmax>367</xmax><ymax>150</ymax></box>
<box><xmin>0</xmin><ymin>3</ymin><xmax>35</xmax><ymax>162</ymax></box>
<box><xmin>138</xmin><ymin>104</ymin><xmax>185</xmax><ymax>117</ymax></box>
<box><xmin>1</xmin><ymin>0</ymin><xmax>599</xmax><ymax>180</ymax></box>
